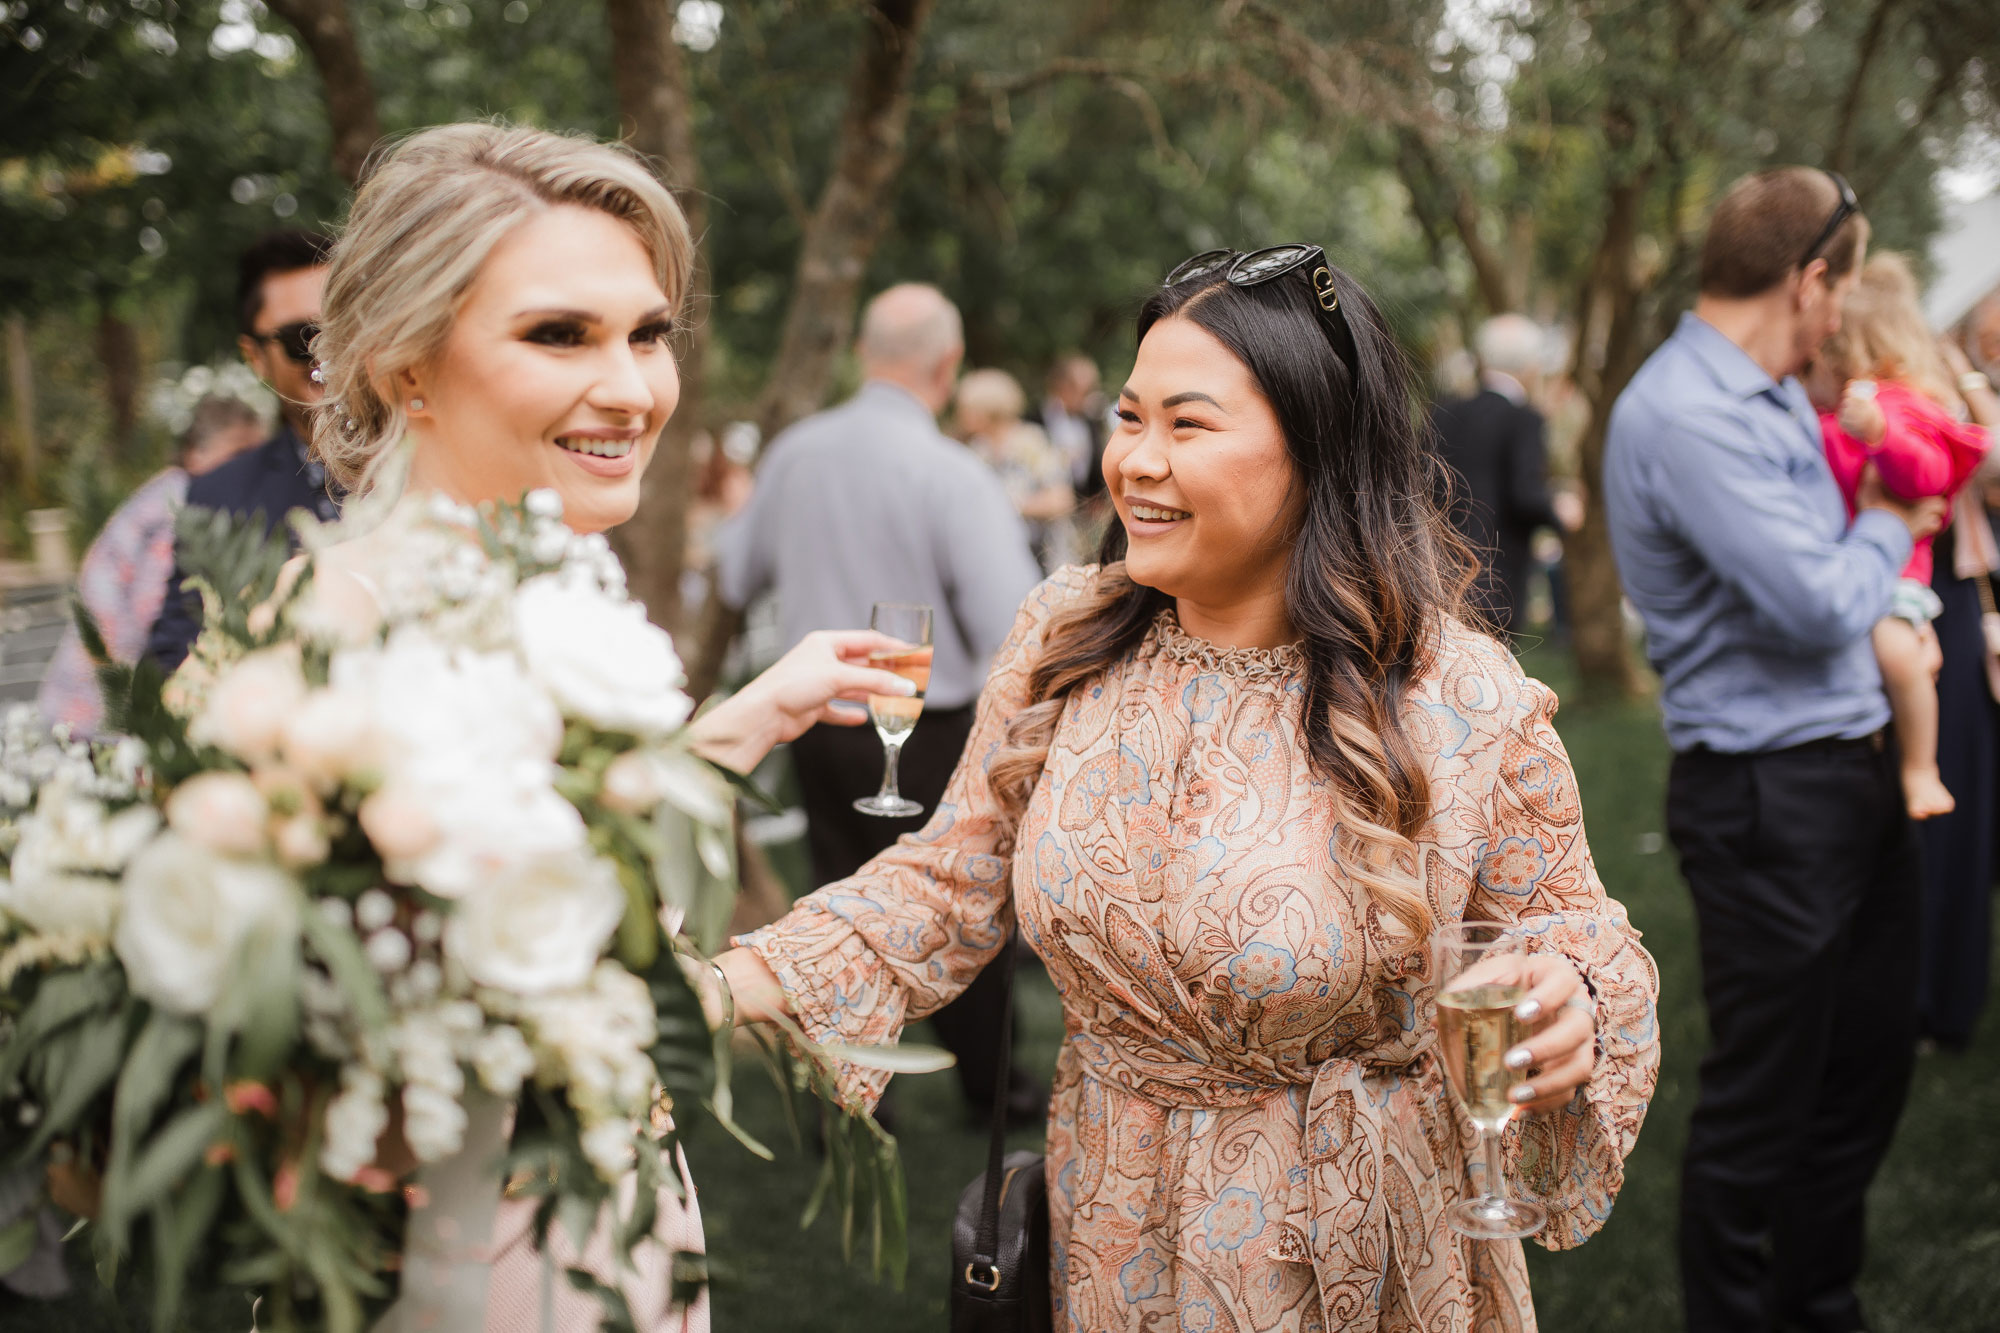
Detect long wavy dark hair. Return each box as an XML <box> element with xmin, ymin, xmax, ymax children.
<box><xmin>986</xmin><ymin>257</ymin><xmax>1477</xmax><ymax>939</ymax></box>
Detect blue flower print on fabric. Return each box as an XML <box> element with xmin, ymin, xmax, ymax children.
<box><xmin>1202</xmin><ymin>1187</ymin><xmax>1268</xmax><ymax>1251</ymax></box>
<box><xmin>1479</xmin><ymin>836</ymin><xmax>1548</xmax><ymax>897</ymax></box>
<box><xmin>1419</xmin><ymin>701</ymin><xmax>1473</xmax><ymax>758</ymax></box>
<box><xmin>1182</xmin><ymin>673</ymin><xmax>1228</xmax><ymax>723</ymax></box>
<box><xmin>1119</xmin><ymin>1249</ymin><xmax>1167</xmax><ymax>1302</ymax></box>
<box><xmin>1034</xmin><ymin>832</ymin><xmax>1074</xmax><ymax>906</ymax></box>
<box><xmin>1226</xmin><ymin>942</ymin><xmax>1297</xmax><ymax>1000</ymax></box>
<box><xmin>1116</xmin><ymin>742</ymin><xmax>1154</xmax><ymax>806</ymax></box>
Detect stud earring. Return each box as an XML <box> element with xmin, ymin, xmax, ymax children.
<box><xmin>408</xmin><ymin>397</ymin><xmax>425</xmax><ymax>412</ymax></box>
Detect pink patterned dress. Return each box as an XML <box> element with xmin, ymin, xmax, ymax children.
<box><xmin>742</xmin><ymin>565</ymin><xmax>1660</xmax><ymax>1332</ymax></box>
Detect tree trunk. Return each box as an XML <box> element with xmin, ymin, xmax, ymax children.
<box><xmin>1830</xmin><ymin>0</ymin><xmax>1896</xmax><ymax>176</ymax></box>
<box><xmin>4</xmin><ymin>314</ymin><xmax>34</xmax><ymax>502</ymax></box>
<box><xmin>1395</xmin><ymin>129</ymin><xmax>1515</xmax><ymax>317</ymax></box>
<box><xmin>94</xmin><ymin>303</ymin><xmax>140</xmax><ymax>461</ymax></box>
<box><xmin>605</xmin><ymin>0</ymin><xmax>710</xmax><ymax>638</ymax></box>
<box><xmin>1564</xmin><ymin>178</ymin><xmax>1651</xmax><ymax>700</ymax></box>
<box><xmin>683</xmin><ymin>0</ymin><xmax>938</xmax><ymax>700</ymax></box>
<box><xmin>751</xmin><ymin>0</ymin><xmax>938</xmax><ymax>444</ymax></box>
<box><xmin>266</xmin><ymin>0</ymin><xmax>383</xmax><ymax>186</ymax></box>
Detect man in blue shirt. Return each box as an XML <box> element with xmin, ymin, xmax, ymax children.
<box><xmin>1607</xmin><ymin>168</ymin><xmax>1944</xmax><ymax>1333</ymax></box>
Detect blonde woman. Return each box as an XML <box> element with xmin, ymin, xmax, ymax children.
<box><xmin>304</xmin><ymin>123</ymin><xmax>916</xmax><ymax>1332</ymax></box>
<box><xmin>715</xmin><ymin>249</ymin><xmax>1660</xmax><ymax>1331</ymax></box>
<box><xmin>954</xmin><ymin>367</ymin><xmax>1079</xmax><ymax>571</ymax></box>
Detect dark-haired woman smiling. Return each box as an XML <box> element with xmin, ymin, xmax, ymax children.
<box><xmin>717</xmin><ymin>248</ymin><xmax>1660</xmax><ymax>1331</ymax></box>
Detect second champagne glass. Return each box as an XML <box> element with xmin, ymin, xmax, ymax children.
<box><xmin>853</xmin><ymin>601</ymin><xmax>933</xmax><ymax>818</ymax></box>
<box><xmin>1431</xmin><ymin>920</ymin><xmax>1549</xmax><ymax>1240</ymax></box>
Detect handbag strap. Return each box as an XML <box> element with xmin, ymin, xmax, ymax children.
<box><xmin>1976</xmin><ymin>566</ymin><xmax>1999</xmax><ymax>619</ymax></box>
<box><xmin>969</xmin><ymin>931</ymin><xmax>1021</xmax><ymax>1279</ymax></box>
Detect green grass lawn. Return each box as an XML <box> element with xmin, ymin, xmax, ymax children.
<box><xmin>690</xmin><ymin>644</ymin><xmax>2000</xmax><ymax>1332</ymax></box>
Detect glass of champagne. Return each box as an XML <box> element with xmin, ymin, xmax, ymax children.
<box><xmin>853</xmin><ymin>602</ymin><xmax>933</xmax><ymax>818</ymax></box>
<box><xmin>1431</xmin><ymin>920</ymin><xmax>1548</xmax><ymax>1240</ymax></box>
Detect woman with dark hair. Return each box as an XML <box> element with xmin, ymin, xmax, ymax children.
<box><xmin>715</xmin><ymin>248</ymin><xmax>1660</xmax><ymax>1330</ymax></box>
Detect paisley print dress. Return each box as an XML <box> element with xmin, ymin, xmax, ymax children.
<box><xmin>741</xmin><ymin>567</ymin><xmax>1660</xmax><ymax>1332</ymax></box>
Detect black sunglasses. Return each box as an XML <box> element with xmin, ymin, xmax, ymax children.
<box><xmin>1798</xmin><ymin>171</ymin><xmax>1858</xmax><ymax>270</ymax></box>
<box><xmin>253</xmin><ymin>320</ymin><xmax>320</xmax><ymax>366</ymax></box>
<box><xmin>1164</xmin><ymin>245</ymin><xmax>1359</xmax><ymax>372</ymax></box>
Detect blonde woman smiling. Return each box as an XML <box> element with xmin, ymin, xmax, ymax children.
<box><xmin>303</xmin><ymin>123</ymin><xmax>915</xmax><ymax>1332</ymax></box>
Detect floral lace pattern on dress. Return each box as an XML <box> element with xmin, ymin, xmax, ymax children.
<box><xmin>741</xmin><ymin>565</ymin><xmax>1660</xmax><ymax>1333</ymax></box>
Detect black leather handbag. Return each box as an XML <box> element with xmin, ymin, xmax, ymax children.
<box><xmin>949</xmin><ymin>934</ymin><xmax>1052</xmax><ymax>1332</ymax></box>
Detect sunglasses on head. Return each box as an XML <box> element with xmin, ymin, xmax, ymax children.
<box><xmin>1798</xmin><ymin>171</ymin><xmax>1858</xmax><ymax>270</ymax></box>
<box><xmin>1164</xmin><ymin>244</ymin><xmax>1359</xmax><ymax>372</ymax></box>
<box><xmin>253</xmin><ymin>321</ymin><xmax>320</xmax><ymax>366</ymax></box>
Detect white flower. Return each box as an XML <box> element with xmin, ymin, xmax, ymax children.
<box><xmin>445</xmin><ymin>850</ymin><xmax>624</xmax><ymax>996</ymax></box>
<box><xmin>388</xmin><ymin>1011</ymin><xmax>463</xmax><ymax>1095</ymax></box>
<box><xmin>355</xmin><ymin>888</ymin><xmax>397</xmax><ymax>933</ymax></box>
<box><xmin>472</xmin><ymin>1024</ymin><xmax>536</xmax><ymax>1097</ymax></box>
<box><xmin>0</xmin><ymin>779</ymin><xmax>158</xmax><ymax>939</ymax></box>
<box><xmin>188</xmin><ymin>644</ymin><xmax>308</xmax><ymax>761</ymax></box>
<box><xmin>598</xmin><ymin>751</ymin><xmax>662</xmax><ymax>815</ymax></box>
<box><xmin>164</xmin><ymin>772</ymin><xmax>268</xmax><ymax>857</ymax></box>
<box><xmin>365</xmin><ymin>928</ymin><xmax>412</xmax><ymax>973</ymax></box>
<box><xmin>115</xmin><ymin>834</ymin><xmax>299</xmax><ymax>1015</ymax></box>
<box><xmin>328</xmin><ymin>628</ymin><xmax>564</xmax><ymax>778</ymax></box>
<box><xmin>525</xmin><ymin>488</ymin><xmax>564</xmax><ymax>520</ymax></box>
<box><xmin>512</xmin><ymin>574</ymin><xmax>692</xmax><ymax>737</ymax></box>
<box><xmin>401</xmin><ymin>1083</ymin><xmax>468</xmax><ymax>1163</ymax></box>
<box><xmin>272</xmin><ymin>814</ymin><xmax>329</xmax><ymax>869</ymax></box>
<box><xmin>580</xmin><ymin>1118</ymin><xmax>637</xmax><ymax>1181</ymax></box>
<box><xmin>320</xmin><ymin>1065</ymin><xmax>388</xmax><ymax>1181</ymax></box>
<box><xmin>282</xmin><ymin>687</ymin><xmax>371</xmax><ymax>788</ymax></box>
<box><xmin>383</xmin><ymin>758</ymin><xmax>587</xmax><ymax>899</ymax></box>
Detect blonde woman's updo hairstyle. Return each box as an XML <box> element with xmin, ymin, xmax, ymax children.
<box><xmin>311</xmin><ymin>122</ymin><xmax>695</xmax><ymax>494</ymax></box>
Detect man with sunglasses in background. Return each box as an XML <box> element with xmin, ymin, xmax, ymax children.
<box><xmin>148</xmin><ymin>230</ymin><xmax>341</xmax><ymax>673</ymax></box>
<box><xmin>1606</xmin><ymin>169</ymin><xmax>1945</xmax><ymax>1333</ymax></box>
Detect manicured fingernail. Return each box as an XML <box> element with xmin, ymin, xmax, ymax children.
<box><xmin>1510</xmin><ymin>1083</ymin><xmax>1536</xmax><ymax>1103</ymax></box>
<box><xmin>1505</xmin><ymin>1046</ymin><xmax>1533</xmax><ymax>1070</ymax></box>
<box><xmin>894</xmin><ymin>679</ymin><xmax>917</xmax><ymax>695</ymax></box>
<box><xmin>1514</xmin><ymin>999</ymin><xmax>1542</xmax><ymax>1022</ymax></box>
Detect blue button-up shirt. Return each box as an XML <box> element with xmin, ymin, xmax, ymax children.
<box><xmin>1604</xmin><ymin>312</ymin><xmax>1911</xmax><ymax>754</ymax></box>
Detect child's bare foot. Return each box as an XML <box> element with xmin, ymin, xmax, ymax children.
<box><xmin>1904</xmin><ymin>768</ymin><xmax>1956</xmax><ymax>820</ymax></box>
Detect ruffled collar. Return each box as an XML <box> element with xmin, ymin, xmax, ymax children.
<box><xmin>1149</xmin><ymin>608</ymin><xmax>1304</xmax><ymax>680</ymax></box>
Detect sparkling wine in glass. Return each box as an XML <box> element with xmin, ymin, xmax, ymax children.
<box><xmin>853</xmin><ymin>602</ymin><xmax>933</xmax><ymax>818</ymax></box>
<box><xmin>1432</xmin><ymin>920</ymin><xmax>1548</xmax><ymax>1240</ymax></box>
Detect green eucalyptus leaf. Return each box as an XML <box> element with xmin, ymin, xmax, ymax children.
<box><xmin>149</xmin><ymin>1163</ymin><xmax>224</xmax><ymax>1331</ymax></box>
<box><xmin>300</xmin><ymin>902</ymin><xmax>390</xmax><ymax>1038</ymax></box>
<box><xmin>104</xmin><ymin>1102</ymin><xmax>227</xmax><ymax>1238</ymax></box>
<box><xmin>0</xmin><ymin>962</ymin><xmax>122</xmax><ymax>1094</ymax></box>
<box><xmin>24</xmin><ymin>1012</ymin><xmax>127</xmax><ymax>1158</ymax></box>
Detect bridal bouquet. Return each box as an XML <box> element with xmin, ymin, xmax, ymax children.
<box><xmin>0</xmin><ymin>491</ymin><xmax>913</xmax><ymax>1331</ymax></box>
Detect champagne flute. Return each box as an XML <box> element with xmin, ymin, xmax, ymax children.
<box><xmin>1431</xmin><ymin>920</ymin><xmax>1548</xmax><ymax>1240</ymax></box>
<box><xmin>853</xmin><ymin>602</ymin><xmax>933</xmax><ymax>818</ymax></box>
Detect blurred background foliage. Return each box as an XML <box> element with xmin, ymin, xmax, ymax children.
<box><xmin>2</xmin><ymin>0</ymin><xmax>1996</xmax><ymax>687</ymax></box>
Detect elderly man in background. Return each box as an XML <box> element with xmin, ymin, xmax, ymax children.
<box><xmin>1429</xmin><ymin>312</ymin><xmax>1570</xmax><ymax>637</ymax></box>
<box><xmin>1035</xmin><ymin>351</ymin><xmax>1108</xmax><ymax>506</ymax></box>
<box><xmin>37</xmin><ymin>394</ymin><xmax>266</xmax><ymax>735</ymax></box>
<box><xmin>714</xmin><ymin>283</ymin><xmax>1045</xmax><ymax>1126</ymax></box>
<box><xmin>1606</xmin><ymin>167</ymin><xmax>1944</xmax><ymax>1333</ymax></box>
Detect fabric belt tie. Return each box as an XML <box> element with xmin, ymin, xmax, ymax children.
<box><xmin>1275</xmin><ymin>1055</ymin><xmax>1468</xmax><ymax>1332</ymax></box>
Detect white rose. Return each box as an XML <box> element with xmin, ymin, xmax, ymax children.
<box><xmin>357</xmin><ymin>784</ymin><xmax>442</xmax><ymax>864</ymax></box>
<box><xmin>319</xmin><ymin>1065</ymin><xmax>388</xmax><ymax>1182</ymax></box>
<box><xmin>0</xmin><ymin>783</ymin><xmax>158</xmax><ymax>939</ymax></box>
<box><xmin>282</xmin><ymin>687</ymin><xmax>371</xmax><ymax>789</ymax></box>
<box><xmin>188</xmin><ymin>644</ymin><xmax>308</xmax><ymax>761</ymax></box>
<box><xmin>444</xmin><ymin>850</ymin><xmax>624</xmax><ymax>996</ymax></box>
<box><xmin>115</xmin><ymin>834</ymin><xmax>300</xmax><ymax>1015</ymax></box>
<box><xmin>512</xmin><ymin>574</ymin><xmax>692</xmax><ymax>736</ymax></box>
<box><xmin>328</xmin><ymin>629</ymin><xmax>563</xmax><ymax>781</ymax></box>
<box><xmin>386</xmin><ymin>758</ymin><xmax>587</xmax><ymax>899</ymax></box>
<box><xmin>472</xmin><ymin>1024</ymin><xmax>536</xmax><ymax>1097</ymax></box>
<box><xmin>598</xmin><ymin>750</ymin><xmax>662</xmax><ymax>815</ymax></box>
<box><xmin>273</xmin><ymin>813</ymin><xmax>329</xmax><ymax>868</ymax></box>
<box><xmin>165</xmin><ymin>772</ymin><xmax>269</xmax><ymax>857</ymax></box>
<box><xmin>401</xmin><ymin>1083</ymin><xmax>468</xmax><ymax>1163</ymax></box>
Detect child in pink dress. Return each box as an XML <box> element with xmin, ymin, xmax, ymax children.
<box><xmin>1810</xmin><ymin>253</ymin><xmax>1990</xmax><ymax>819</ymax></box>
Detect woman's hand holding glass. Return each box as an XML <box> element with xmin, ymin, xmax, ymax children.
<box><xmin>689</xmin><ymin>629</ymin><xmax>918</xmax><ymax>775</ymax></box>
<box><xmin>1489</xmin><ymin>952</ymin><xmax>1597</xmax><ymax>1116</ymax></box>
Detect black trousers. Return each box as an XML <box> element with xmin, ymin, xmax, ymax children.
<box><xmin>1919</xmin><ymin>545</ymin><xmax>1997</xmax><ymax>1046</ymax></box>
<box><xmin>1668</xmin><ymin>736</ymin><xmax>1920</xmax><ymax>1333</ymax></box>
<box><xmin>789</xmin><ymin>705</ymin><xmax>1020</xmax><ymax>1113</ymax></box>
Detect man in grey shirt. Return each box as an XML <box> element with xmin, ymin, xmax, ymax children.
<box><xmin>714</xmin><ymin>283</ymin><xmax>1043</xmax><ymax>1123</ymax></box>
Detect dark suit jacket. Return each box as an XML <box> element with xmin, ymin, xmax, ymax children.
<box><xmin>1430</xmin><ymin>387</ymin><xmax>1560</xmax><ymax>634</ymax></box>
<box><xmin>146</xmin><ymin>424</ymin><xmax>341</xmax><ymax>674</ymax></box>
<box><xmin>1032</xmin><ymin>400</ymin><xmax>1109</xmax><ymax>498</ymax></box>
